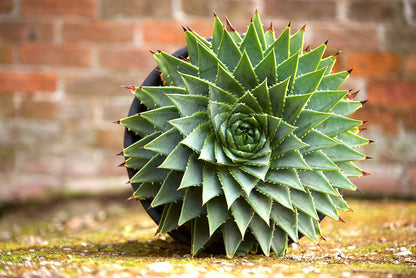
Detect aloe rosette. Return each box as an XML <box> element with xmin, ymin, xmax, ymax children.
<box><xmin>120</xmin><ymin>12</ymin><xmax>369</xmax><ymax>257</ymax></box>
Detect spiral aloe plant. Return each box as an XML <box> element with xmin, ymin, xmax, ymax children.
<box><xmin>120</xmin><ymin>11</ymin><xmax>370</xmax><ymax>257</ymax></box>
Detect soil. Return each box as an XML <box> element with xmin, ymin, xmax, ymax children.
<box><xmin>0</xmin><ymin>195</ymin><xmax>415</xmax><ymax>277</ymax></box>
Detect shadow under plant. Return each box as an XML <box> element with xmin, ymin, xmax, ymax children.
<box><xmin>0</xmin><ymin>196</ymin><xmax>415</xmax><ymax>277</ymax></box>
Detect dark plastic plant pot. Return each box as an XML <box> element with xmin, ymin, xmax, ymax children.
<box><xmin>123</xmin><ymin>46</ymin><xmax>193</xmax><ymax>246</ymax></box>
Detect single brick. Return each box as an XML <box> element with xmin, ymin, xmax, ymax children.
<box><xmin>0</xmin><ymin>0</ymin><xmax>14</xmax><ymax>14</ymax></box>
<box><xmin>264</xmin><ymin>0</ymin><xmax>337</xmax><ymax>20</ymax></box>
<box><xmin>20</xmin><ymin>43</ymin><xmax>92</xmax><ymax>67</ymax></box>
<box><xmin>344</xmin><ymin>52</ymin><xmax>402</xmax><ymax>78</ymax></box>
<box><xmin>367</xmin><ymin>80</ymin><xmax>416</xmax><ymax>110</ymax></box>
<box><xmin>0</xmin><ymin>21</ymin><xmax>54</xmax><ymax>42</ymax></box>
<box><xmin>21</xmin><ymin>0</ymin><xmax>96</xmax><ymax>17</ymax></box>
<box><xmin>98</xmin><ymin>48</ymin><xmax>153</xmax><ymax>69</ymax></box>
<box><xmin>385</xmin><ymin>27</ymin><xmax>416</xmax><ymax>53</ymax></box>
<box><xmin>101</xmin><ymin>0</ymin><xmax>172</xmax><ymax>18</ymax></box>
<box><xmin>405</xmin><ymin>53</ymin><xmax>416</xmax><ymax>76</ymax></box>
<box><xmin>18</xmin><ymin>97</ymin><xmax>58</xmax><ymax>119</ymax></box>
<box><xmin>353</xmin><ymin>107</ymin><xmax>399</xmax><ymax>134</ymax></box>
<box><xmin>95</xmin><ymin>125</ymin><xmax>124</xmax><ymax>149</ymax></box>
<box><xmin>310</xmin><ymin>23</ymin><xmax>381</xmax><ymax>52</ymax></box>
<box><xmin>0</xmin><ymin>44</ymin><xmax>14</xmax><ymax>64</ymax></box>
<box><xmin>0</xmin><ymin>71</ymin><xmax>57</xmax><ymax>93</ymax></box>
<box><xmin>347</xmin><ymin>0</ymin><xmax>404</xmax><ymax>23</ymax></box>
<box><xmin>142</xmin><ymin>20</ymin><xmax>185</xmax><ymax>45</ymax></box>
<box><xmin>63</xmin><ymin>21</ymin><xmax>134</xmax><ymax>43</ymax></box>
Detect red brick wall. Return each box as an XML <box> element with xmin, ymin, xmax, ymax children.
<box><xmin>0</xmin><ymin>0</ymin><xmax>415</xmax><ymax>201</ymax></box>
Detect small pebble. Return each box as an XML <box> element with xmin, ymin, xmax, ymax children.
<box><xmin>147</xmin><ymin>261</ymin><xmax>173</xmax><ymax>272</ymax></box>
<box><xmin>395</xmin><ymin>250</ymin><xmax>412</xmax><ymax>257</ymax></box>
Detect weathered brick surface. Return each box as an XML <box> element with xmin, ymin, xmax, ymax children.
<box><xmin>385</xmin><ymin>27</ymin><xmax>416</xmax><ymax>53</ymax></box>
<box><xmin>101</xmin><ymin>0</ymin><xmax>172</xmax><ymax>18</ymax></box>
<box><xmin>347</xmin><ymin>0</ymin><xmax>405</xmax><ymax>23</ymax></box>
<box><xmin>63</xmin><ymin>21</ymin><xmax>135</xmax><ymax>43</ymax></box>
<box><xmin>265</xmin><ymin>0</ymin><xmax>337</xmax><ymax>20</ymax></box>
<box><xmin>20</xmin><ymin>44</ymin><xmax>92</xmax><ymax>67</ymax></box>
<box><xmin>18</xmin><ymin>97</ymin><xmax>58</xmax><ymax>119</ymax></box>
<box><xmin>21</xmin><ymin>0</ymin><xmax>96</xmax><ymax>17</ymax></box>
<box><xmin>0</xmin><ymin>71</ymin><xmax>57</xmax><ymax>93</ymax></box>
<box><xmin>182</xmin><ymin>0</ymin><xmax>256</xmax><ymax>20</ymax></box>
<box><xmin>98</xmin><ymin>48</ymin><xmax>153</xmax><ymax>69</ymax></box>
<box><xmin>405</xmin><ymin>54</ymin><xmax>416</xmax><ymax>76</ymax></box>
<box><xmin>0</xmin><ymin>0</ymin><xmax>14</xmax><ymax>14</ymax></box>
<box><xmin>0</xmin><ymin>21</ymin><xmax>54</xmax><ymax>42</ymax></box>
<box><xmin>0</xmin><ymin>44</ymin><xmax>13</xmax><ymax>64</ymax></box>
<box><xmin>367</xmin><ymin>80</ymin><xmax>416</xmax><ymax>110</ymax></box>
<box><xmin>141</xmin><ymin>20</ymin><xmax>186</xmax><ymax>45</ymax></box>
<box><xmin>0</xmin><ymin>94</ymin><xmax>15</xmax><ymax>117</ymax></box>
<box><xmin>344</xmin><ymin>52</ymin><xmax>402</xmax><ymax>78</ymax></box>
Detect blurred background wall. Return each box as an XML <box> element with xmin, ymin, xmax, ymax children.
<box><xmin>0</xmin><ymin>0</ymin><xmax>415</xmax><ymax>202</ymax></box>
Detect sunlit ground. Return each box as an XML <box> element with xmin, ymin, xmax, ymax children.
<box><xmin>0</xmin><ymin>195</ymin><xmax>415</xmax><ymax>277</ymax></box>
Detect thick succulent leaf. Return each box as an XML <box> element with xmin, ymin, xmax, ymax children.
<box><xmin>215</xmin><ymin>64</ymin><xmax>245</xmax><ymax>97</ymax></box>
<box><xmin>290</xmin><ymin>189</ymin><xmax>319</xmax><ymax>220</ymax></box>
<box><xmin>300</xmin><ymin>129</ymin><xmax>339</xmax><ymax>154</ymax></box>
<box><xmin>192</xmin><ymin>216</ymin><xmax>211</xmax><ymax>255</ymax></box>
<box><xmin>180</xmin><ymin>72</ymin><xmax>210</xmax><ymax>96</ymax></box>
<box><xmin>317</xmin><ymin>71</ymin><xmax>349</xmax><ymax>91</ymax></box>
<box><xmin>159</xmin><ymin>202</ymin><xmax>181</xmax><ymax>234</ymax></box>
<box><xmin>253</xmin><ymin>11</ymin><xmax>267</xmax><ymax>51</ymax></box>
<box><xmin>307</xmin><ymin>90</ymin><xmax>347</xmax><ymax>112</ymax></box>
<box><xmin>297</xmin><ymin>44</ymin><xmax>326</xmax><ymax>76</ymax></box>
<box><xmin>212</xmin><ymin>15</ymin><xmax>224</xmax><ymax>54</ymax></box>
<box><xmin>178</xmin><ymin>187</ymin><xmax>205</xmax><ymax>225</ymax></box>
<box><xmin>289</xmin><ymin>27</ymin><xmax>304</xmax><ymax>56</ymax></box>
<box><xmin>298</xmin><ymin>170</ymin><xmax>339</xmax><ymax>196</ymax></box>
<box><xmin>144</xmin><ymin>128</ymin><xmax>183</xmax><ymax>156</ymax></box>
<box><xmin>337</xmin><ymin>162</ymin><xmax>363</xmax><ymax>178</ymax></box>
<box><xmin>318</xmin><ymin>56</ymin><xmax>336</xmax><ymax>74</ymax></box>
<box><xmin>198</xmin><ymin>42</ymin><xmax>223</xmax><ymax>82</ymax></box>
<box><xmin>233</xmin><ymin>50</ymin><xmax>259</xmax><ymax>90</ymax></box>
<box><xmin>337</xmin><ymin>131</ymin><xmax>369</xmax><ymax>148</ymax></box>
<box><xmin>133</xmin><ymin>87</ymin><xmax>158</xmax><ymax>109</ymax></box>
<box><xmin>202</xmin><ymin>164</ymin><xmax>223</xmax><ymax>204</ymax></box>
<box><xmin>272</xmin><ymin>121</ymin><xmax>296</xmax><ymax>145</ymax></box>
<box><xmin>133</xmin><ymin>183</ymin><xmax>161</xmax><ymax>199</ymax></box>
<box><xmin>271</xmin><ymin>227</ymin><xmax>288</xmax><ymax>257</ymax></box>
<box><xmin>271</xmin><ymin>134</ymin><xmax>307</xmax><ymax>157</ymax></box>
<box><xmin>151</xmin><ymin>170</ymin><xmax>185</xmax><ymax>207</ymax></box>
<box><xmin>330</xmin><ymin>195</ymin><xmax>350</xmax><ymax>210</ymax></box>
<box><xmin>217</xmin><ymin>28</ymin><xmax>242</xmax><ymax>72</ymax></box>
<box><xmin>159</xmin><ymin>144</ymin><xmax>192</xmax><ymax>171</ymax></box>
<box><xmin>124</xmin><ymin>132</ymin><xmax>160</xmax><ymax>158</ymax></box>
<box><xmin>125</xmin><ymin>157</ymin><xmax>148</xmax><ymax>169</ymax></box>
<box><xmin>215</xmin><ymin>141</ymin><xmax>233</xmax><ymax>165</ymax></box>
<box><xmin>240</xmin><ymin>164</ymin><xmax>269</xmax><ymax>181</ymax></box>
<box><xmin>181</xmin><ymin>123</ymin><xmax>211</xmax><ymax>153</ymax></box>
<box><xmin>276</xmin><ymin>52</ymin><xmax>299</xmax><ymax>92</ymax></box>
<box><xmin>199</xmin><ymin>134</ymin><xmax>216</xmax><ymax>163</ymax></box>
<box><xmin>249</xmin><ymin>214</ymin><xmax>273</xmax><ymax>256</ymax></box>
<box><xmin>323</xmin><ymin>144</ymin><xmax>366</xmax><ymax>163</ymax></box>
<box><xmin>231</xmin><ymin>197</ymin><xmax>254</xmax><ymax>237</ymax></box>
<box><xmin>303</xmin><ymin>150</ymin><xmax>339</xmax><ymax>171</ymax></box>
<box><xmin>185</xmin><ymin>30</ymin><xmax>199</xmax><ymax>66</ymax></box>
<box><xmin>169</xmin><ymin>111</ymin><xmax>208</xmax><ymax>137</ymax></box>
<box><xmin>266</xmin><ymin>168</ymin><xmax>304</xmax><ymax>191</ymax></box>
<box><xmin>222</xmin><ymin>219</ymin><xmax>243</xmax><ymax>258</ymax></box>
<box><xmin>240</xmin><ymin>22</ymin><xmax>263</xmax><ymax>66</ymax></box>
<box><xmin>251</xmin><ymin>80</ymin><xmax>271</xmax><ymax>114</ymax></box>
<box><xmin>254</xmin><ymin>46</ymin><xmax>277</xmax><ymax>85</ymax></box>
<box><xmin>266</xmin><ymin>26</ymin><xmax>290</xmax><ymax>65</ymax></box>
<box><xmin>268</xmin><ymin>77</ymin><xmax>289</xmax><ymax>117</ymax></box>
<box><xmin>130</xmin><ymin>155</ymin><xmax>169</xmax><ymax>183</ymax></box>
<box><xmin>179</xmin><ymin>154</ymin><xmax>203</xmax><ymax>189</ymax></box>
<box><xmin>270</xmin><ymin>150</ymin><xmax>310</xmax><ymax>170</ymax></box>
<box><xmin>120</xmin><ymin>114</ymin><xmax>156</xmax><ymax>137</ymax></box>
<box><xmin>257</xmin><ymin>181</ymin><xmax>292</xmax><ymax>209</ymax></box>
<box><xmin>324</xmin><ymin>170</ymin><xmax>357</xmax><ymax>191</ymax></box>
<box><xmin>207</xmin><ymin>195</ymin><xmax>230</xmax><ymax>235</ymax></box>
<box><xmin>230</xmin><ymin>168</ymin><xmax>259</xmax><ymax>196</ymax></box>
<box><xmin>264</xmin><ymin>28</ymin><xmax>275</xmax><ymax>47</ymax></box>
<box><xmin>283</xmin><ymin>93</ymin><xmax>313</xmax><ymax>124</ymax></box>
<box><xmin>270</xmin><ymin>202</ymin><xmax>299</xmax><ymax>242</ymax></box>
<box><xmin>218</xmin><ymin>168</ymin><xmax>242</xmax><ymax>208</ymax></box>
<box><xmin>245</xmin><ymin>190</ymin><xmax>272</xmax><ymax>225</ymax></box>
<box><xmin>141</xmin><ymin>86</ymin><xmax>186</xmax><ymax>107</ymax></box>
<box><xmin>311</xmin><ymin>191</ymin><xmax>339</xmax><ymax>220</ymax></box>
<box><xmin>297</xmin><ymin>211</ymin><xmax>319</xmax><ymax>243</ymax></box>
<box><xmin>209</xmin><ymin>84</ymin><xmax>237</xmax><ymax>105</ymax></box>
<box><xmin>331</xmin><ymin>100</ymin><xmax>362</xmax><ymax>117</ymax></box>
<box><xmin>140</xmin><ymin>106</ymin><xmax>179</xmax><ymax>132</ymax></box>
<box><xmin>316</xmin><ymin>115</ymin><xmax>362</xmax><ymax>137</ymax></box>
<box><xmin>167</xmin><ymin>94</ymin><xmax>208</xmax><ymax>117</ymax></box>
<box><xmin>156</xmin><ymin>52</ymin><xmax>199</xmax><ymax>86</ymax></box>
<box><xmin>209</xmin><ymin>101</ymin><xmax>232</xmax><ymax>121</ymax></box>
<box><xmin>294</xmin><ymin>110</ymin><xmax>332</xmax><ymax>138</ymax></box>
<box><xmin>292</xmin><ymin>67</ymin><xmax>326</xmax><ymax>95</ymax></box>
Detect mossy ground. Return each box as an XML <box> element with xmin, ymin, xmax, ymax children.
<box><xmin>0</xmin><ymin>194</ymin><xmax>415</xmax><ymax>277</ymax></box>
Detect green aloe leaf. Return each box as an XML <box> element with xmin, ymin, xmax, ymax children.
<box><xmin>271</xmin><ymin>202</ymin><xmax>299</xmax><ymax>242</ymax></box>
<box><xmin>202</xmin><ymin>164</ymin><xmax>223</xmax><ymax>204</ymax></box>
<box><xmin>266</xmin><ymin>168</ymin><xmax>304</xmax><ymax>191</ymax></box>
<box><xmin>120</xmin><ymin>114</ymin><xmax>156</xmax><ymax>137</ymax></box>
<box><xmin>245</xmin><ymin>190</ymin><xmax>272</xmax><ymax>225</ymax></box>
<box><xmin>159</xmin><ymin>202</ymin><xmax>182</xmax><ymax>234</ymax></box>
<box><xmin>271</xmin><ymin>227</ymin><xmax>288</xmax><ymax>257</ymax></box>
<box><xmin>144</xmin><ymin>128</ymin><xmax>183</xmax><ymax>156</ymax></box>
<box><xmin>290</xmin><ymin>189</ymin><xmax>319</xmax><ymax>220</ymax></box>
<box><xmin>222</xmin><ymin>219</ymin><xmax>243</xmax><ymax>258</ymax></box>
<box><xmin>207</xmin><ymin>195</ymin><xmax>230</xmax><ymax>235</ymax></box>
<box><xmin>218</xmin><ymin>168</ymin><xmax>242</xmax><ymax>208</ymax></box>
<box><xmin>167</xmin><ymin>94</ymin><xmax>208</xmax><ymax>117</ymax></box>
<box><xmin>178</xmin><ymin>187</ymin><xmax>205</xmax><ymax>225</ymax></box>
<box><xmin>297</xmin><ymin>44</ymin><xmax>326</xmax><ymax>76</ymax></box>
<box><xmin>192</xmin><ymin>216</ymin><xmax>211</xmax><ymax>255</ymax></box>
<box><xmin>141</xmin><ymin>106</ymin><xmax>179</xmax><ymax>132</ymax></box>
<box><xmin>239</xmin><ymin>22</ymin><xmax>263</xmax><ymax>66</ymax></box>
<box><xmin>231</xmin><ymin>197</ymin><xmax>254</xmax><ymax>237</ymax></box>
<box><xmin>133</xmin><ymin>183</ymin><xmax>161</xmax><ymax>199</ymax></box>
<box><xmin>159</xmin><ymin>144</ymin><xmax>192</xmax><ymax>171</ymax></box>
<box><xmin>249</xmin><ymin>214</ymin><xmax>273</xmax><ymax>256</ymax></box>
<box><xmin>257</xmin><ymin>181</ymin><xmax>293</xmax><ymax>210</ymax></box>
<box><xmin>233</xmin><ymin>50</ymin><xmax>259</xmax><ymax>90</ymax></box>
<box><xmin>179</xmin><ymin>154</ymin><xmax>203</xmax><ymax>189</ymax></box>
<box><xmin>151</xmin><ymin>170</ymin><xmax>184</xmax><ymax>207</ymax></box>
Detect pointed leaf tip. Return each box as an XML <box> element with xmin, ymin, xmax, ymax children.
<box><xmin>287</xmin><ymin>21</ymin><xmax>291</xmax><ymax>27</ymax></box>
<box><xmin>324</xmin><ymin>39</ymin><xmax>329</xmax><ymax>45</ymax></box>
<box><xmin>114</xmin><ymin>120</ymin><xmax>121</xmax><ymax>124</ymax></box>
<box><xmin>338</xmin><ymin>217</ymin><xmax>346</xmax><ymax>223</ymax></box>
<box><xmin>300</xmin><ymin>22</ymin><xmax>307</xmax><ymax>31</ymax></box>
<box><xmin>116</xmin><ymin>151</ymin><xmax>124</xmax><ymax>156</ymax></box>
<box><xmin>334</xmin><ymin>50</ymin><xmax>342</xmax><ymax>56</ymax></box>
<box><xmin>362</xmin><ymin>171</ymin><xmax>371</xmax><ymax>176</ymax></box>
<box><xmin>213</xmin><ymin>10</ymin><xmax>217</xmax><ymax>17</ymax></box>
<box><xmin>361</xmin><ymin>100</ymin><xmax>368</xmax><ymax>105</ymax></box>
<box><xmin>347</xmin><ymin>90</ymin><xmax>360</xmax><ymax>100</ymax></box>
<box><xmin>347</xmin><ymin>68</ymin><xmax>353</xmax><ymax>74</ymax></box>
<box><xmin>225</xmin><ymin>17</ymin><xmax>235</xmax><ymax>32</ymax></box>
<box><xmin>267</xmin><ymin>22</ymin><xmax>273</xmax><ymax>32</ymax></box>
<box><xmin>182</xmin><ymin>25</ymin><xmax>187</xmax><ymax>32</ymax></box>
<box><xmin>365</xmin><ymin>156</ymin><xmax>373</xmax><ymax>160</ymax></box>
